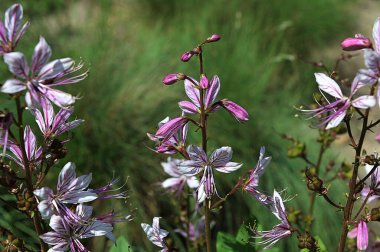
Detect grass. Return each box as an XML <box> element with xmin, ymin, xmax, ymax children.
<box><xmin>0</xmin><ymin>0</ymin><xmax>357</xmax><ymax>250</ymax></box>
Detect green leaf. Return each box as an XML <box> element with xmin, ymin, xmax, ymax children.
<box><xmin>109</xmin><ymin>236</ymin><xmax>132</xmax><ymax>252</ymax></box>
<box><xmin>315</xmin><ymin>236</ymin><xmax>327</xmax><ymax>252</ymax></box>
<box><xmin>216</xmin><ymin>232</ymin><xmax>238</xmax><ymax>252</ymax></box>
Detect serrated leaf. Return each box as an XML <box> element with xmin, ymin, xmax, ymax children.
<box><xmin>109</xmin><ymin>236</ymin><xmax>132</xmax><ymax>252</ymax></box>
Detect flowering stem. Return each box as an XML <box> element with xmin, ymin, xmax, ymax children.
<box><xmin>198</xmin><ymin>49</ymin><xmax>212</xmax><ymax>252</ymax></box>
<box><xmin>338</xmin><ymin>91</ymin><xmax>373</xmax><ymax>251</ymax></box>
<box><xmin>15</xmin><ymin>97</ymin><xmax>48</xmax><ymax>252</ymax></box>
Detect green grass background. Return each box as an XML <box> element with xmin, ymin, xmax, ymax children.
<box><xmin>0</xmin><ymin>0</ymin><xmax>366</xmax><ymax>251</ymax></box>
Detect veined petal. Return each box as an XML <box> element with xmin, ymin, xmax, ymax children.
<box><xmin>34</xmin><ymin>187</ymin><xmax>53</xmax><ymax>200</ymax></box>
<box><xmin>61</xmin><ymin>191</ymin><xmax>97</xmax><ymax>204</ymax></box>
<box><xmin>357</xmin><ymin>221</ymin><xmax>368</xmax><ymax>251</ymax></box>
<box><xmin>186</xmin><ymin>176</ymin><xmax>199</xmax><ymax>188</ymax></box>
<box><xmin>32</xmin><ymin>37</ymin><xmax>52</xmax><ymax>74</ymax></box>
<box><xmin>363</xmin><ymin>49</ymin><xmax>380</xmax><ymax>71</ymax></box>
<box><xmin>373</xmin><ymin>17</ymin><xmax>380</xmax><ymax>53</ymax></box>
<box><xmin>187</xmin><ymin>145</ymin><xmax>207</xmax><ymax>163</ymax></box>
<box><xmin>48</xmin><ymin>215</ymin><xmax>67</xmax><ymax>234</ymax></box>
<box><xmin>41</xmin><ymin>98</ymin><xmax>54</xmax><ymax>132</ymax></box>
<box><xmin>162</xmin><ymin>177</ymin><xmax>183</xmax><ymax>189</ymax></box>
<box><xmin>80</xmin><ymin>221</ymin><xmax>113</xmax><ymax>238</ymax></box>
<box><xmin>57</xmin><ymin>162</ymin><xmax>77</xmax><ymax>192</ymax></box>
<box><xmin>315</xmin><ymin>73</ymin><xmax>343</xmax><ymax>99</ymax></box>
<box><xmin>178</xmin><ymin>101</ymin><xmax>198</xmax><ymax>114</ymax></box>
<box><xmin>161</xmin><ymin>158</ymin><xmax>181</xmax><ymax>177</ymax></box>
<box><xmin>184</xmin><ymin>78</ymin><xmax>200</xmax><ymax>107</ymax></box>
<box><xmin>204</xmin><ymin>75</ymin><xmax>220</xmax><ymax>108</ymax></box>
<box><xmin>24</xmin><ymin>126</ymin><xmax>36</xmax><ymax>160</ymax></box>
<box><xmin>210</xmin><ymin>146</ymin><xmax>232</xmax><ymax>167</ymax></box>
<box><xmin>55</xmin><ymin>119</ymin><xmax>84</xmax><ymax>136</ymax></box>
<box><xmin>215</xmin><ymin>162</ymin><xmax>242</xmax><ymax>173</ymax></box>
<box><xmin>38</xmin><ymin>58</ymin><xmax>73</xmax><ymax>81</ymax></box>
<box><xmin>356</xmin><ymin>69</ymin><xmax>378</xmax><ymax>85</ymax></box>
<box><xmin>220</xmin><ymin>100</ymin><xmax>249</xmax><ymax>122</ymax></box>
<box><xmin>3</xmin><ymin>52</ymin><xmax>29</xmax><ymax>78</ymax></box>
<box><xmin>178</xmin><ymin>160</ymin><xmax>203</xmax><ymax>176</ymax></box>
<box><xmin>37</xmin><ymin>199</ymin><xmax>54</xmax><ymax>219</ymax></box>
<box><xmin>1</xmin><ymin>79</ymin><xmax>25</xmax><ymax>93</ymax></box>
<box><xmin>325</xmin><ymin>110</ymin><xmax>347</xmax><ymax>130</ymax></box>
<box><xmin>4</xmin><ymin>4</ymin><xmax>23</xmax><ymax>42</ymax></box>
<box><xmin>352</xmin><ymin>95</ymin><xmax>376</xmax><ymax>109</ymax></box>
<box><xmin>40</xmin><ymin>86</ymin><xmax>76</xmax><ymax>108</ymax></box>
<box><xmin>351</xmin><ymin>76</ymin><xmax>367</xmax><ymax>94</ymax></box>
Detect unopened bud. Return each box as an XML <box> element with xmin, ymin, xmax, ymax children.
<box><xmin>162</xmin><ymin>73</ymin><xmax>186</xmax><ymax>85</ymax></box>
<box><xmin>341</xmin><ymin>35</ymin><xmax>372</xmax><ymax>51</ymax></box>
<box><xmin>200</xmin><ymin>74</ymin><xmax>209</xmax><ymax>89</ymax></box>
<box><xmin>181</xmin><ymin>51</ymin><xmax>193</xmax><ymax>62</ymax></box>
<box><xmin>297</xmin><ymin>232</ymin><xmax>317</xmax><ymax>251</ymax></box>
<box><xmin>206</xmin><ymin>34</ymin><xmax>221</xmax><ymax>43</ymax></box>
<box><xmin>287</xmin><ymin>141</ymin><xmax>306</xmax><ymax>158</ymax></box>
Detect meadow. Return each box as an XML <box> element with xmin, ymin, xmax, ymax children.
<box><xmin>0</xmin><ymin>0</ymin><xmax>364</xmax><ymax>251</ymax></box>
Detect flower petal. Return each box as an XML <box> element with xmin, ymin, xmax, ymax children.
<box><xmin>3</xmin><ymin>52</ymin><xmax>29</xmax><ymax>78</ymax></box>
<box><xmin>357</xmin><ymin>221</ymin><xmax>368</xmax><ymax>251</ymax></box>
<box><xmin>4</xmin><ymin>4</ymin><xmax>23</xmax><ymax>42</ymax></box>
<box><xmin>214</xmin><ymin>162</ymin><xmax>242</xmax><ymax>173</ymax></box>
<box><xmin>184</xmin><ymin>78</ymin><xmax>200</xmax><ymax>107</ymax></box>
<box><xmin>38</xmin><ymin>58</ymin><xmax>73</xmax><ymax>81</ymax></box>
<box><xmin>32</xmin><ymin>37</ymin><xmax>52</xmax><ymax>74</ymax></box>
<box><xmin>24</xmin><ymin>126</ymin><xmax>36</xmax><ymax>160</ymax></box>
<box><xmin>204</xmin><ymin>75</ymin><xmax>220</xmax><ymax>108</ymax></box>
<box><xmin>352</xmin><ymin>95</ymin><xmax>376</xmax><ymax>109</ymax></box>
<box><xmin>210</xmin><ymin>146</ymin><xmax>232</xmax><ymax>167</ymax></box>
<box><xmin>315</xmin><ymin>73</ymin><xmax>343</xmax><ymax>99</ymax></box>
<box><xmin>1</xmin><ymin>79</ymin><xmax>25</xmax><ymax>93</ymax></box>
<box><xmin>325</xmin><ymin>110</ymin><xmax>347</xmax><ymax>130</ymax></box>
<box><xmin>178</xmin><ymin>101</ymin><xmax>198</xmax><ymax>114</ymax></box>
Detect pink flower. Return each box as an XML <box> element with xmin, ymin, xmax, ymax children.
<box><xmin>302</xmin><ymin>73</ymin><xmax>375</xmax><ymax>129</ymax></box>
<box><xmin>341</xmin><ymin>34</ymin><xmax>372</xmax><ymax>51</ymax></box>
<box><xmin>348</xmin><ymin>220</ymin><xmax>368</xmax><ymax>251</ymax></box>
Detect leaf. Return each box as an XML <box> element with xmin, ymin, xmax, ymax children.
<box><xmin>109</xmin><ymin>236</ymin><xmax>132</xmax><ymax>252</ymax></box>
<box><xmin>216</xmin><ymin>232</ymin><xmax>238</xmax><ymax>251</ymax></box>
<box><xmin>315</xmin><ymin>236</ymin><xmax>327</xmax><ymax>252</ymax></box>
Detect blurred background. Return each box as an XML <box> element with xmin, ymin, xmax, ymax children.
<box><xmin>1</xmin><ymin>0</ymin><xmax>379</xmax><ymax>251</ymax></box>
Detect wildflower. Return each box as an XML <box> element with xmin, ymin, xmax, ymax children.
<box><xmin>0</xmin><ymin>111</ymin><xmax>12</xmax><ymax>156</ymax></box>
<box><xmin>40</xmin><ymin>205</ymin><xmax>114</xmax><ymax>252</ymax></box>
<box><xmin>206</xmin><ymin>34</ymin><xmax>221</xmax><ymax>43</ymax></box>
<box><xmin>243</xmin><ymin>147</ymin><xmax>273</xmax><ymax>205</ymax></box>
<box><xmin>1</xmin><ymin>37</ymin><xmax>88</xmax><ymax>108</ymax></box>
<box><xmin>341</xmin><ymin>34</ymin><xmax>372</xmax><ymax>51</ymax></box>
<box><xmin>30</xmin><ymin>98</ymin><xmax>84</xmax><ymax>139</ymax></box>
<box><xmin>179</xmin><ymin>145</ymin><xmax>242</xmax><ymax>202</ymax></box>
<box><xmin>254</xmin><ymin>190</ymin><xmax>293</xmax><ymax>249</ymax></box>
<box><xmin>141</xmin><ymin>217</ymin><xmax>169</xmax><ymax>251</ymax></box>
<box><xmin>154</xmin><ymin>116</ymin><xmax>189</xmax><ymax>143</ymax></box>
<box><xmin>34</xmin><ymin>162</ymin><xmax>97</xmax><ymax>220</ymax></box>
<box><xmin>0</xmin><ymin>4</ymin><xmax>29</xmax><ymax>54</ymax></box>
<box><xmin>148</xmin><ymin>116</ymin><xmax>188</xmax><ymax>154</ymax></box>
<box><xmin>162</xmin><ymin>73</ymin><xmax>186</xmax><ymax>85</ymax></box>
<box><xmin>348</xmin><ymin>220</ymin><xmax>368</xmax><ymax>251</ymax></box>
<box><xmin>4</xmin><ymin>126</ymin><xmax>42</xmax><ymax>169</ymax></box>
<box><xmin>161</xmin><ymin>157</ymin><xmax>199</xmax><ymax>196</ymax></box>
<box><xmin>178</xmin><ymin>75</ymin><xmax>249</xmax><ymax>122</ymax></box>
<box><xmin>301</xmin><ymin>73</ymin><xmax>375</xmax><ymax>129</ymax></box>
<box><xmin>181</xmin><ymin>51</ymin><xmax>193</xmax><ymax>62</ymax></box>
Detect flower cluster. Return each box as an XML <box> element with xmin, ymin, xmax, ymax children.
<box><xmin>0</xmin><ymin>4</ymin><xmax>128</xmax><ymax>251</ymax></box>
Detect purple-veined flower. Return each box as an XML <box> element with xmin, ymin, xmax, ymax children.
<box><xmin>141</xmin><ymin>217</ymin><xmax>169</xmax><ymax>251</ymax></box>
<box><xmin>181</xmin><ymin>51</ymin><xmax>193</xmax><ymax>62</ymax></box>
<box><xmin>348</xmin><ymin>219</ymin><xmax>368</xmax><ymax>251</ymax></box>
<box><xmin>254</xmin><ymin>190</ymin><xmax>293</xmax><ymax>249</ymax></box>
<box><xmin>1</xmin><ymin>36</ymin><xmax>88</xmax><ymax>108</ymax></box>
<box><xmin>40</xmin><ymin>204</ymin><xmax>114</xmax><ymax>252</ymax></box>
<box><xmin>301</xmin><ymin>73</ymin><xmax>375</xmax><ymax>129</ymax></box>
<box><xmin>153</xmin><ymin>116</ymin><xmax>189</xmax><ymax>144</ymax></box>
<box><xmin>0</xmin><ymin>111</ymin><xmax>12</xmax><ymax>156</ymax></box>
<box><xmin>179</xmin><ymin>145</ymin><xmax>242</xmax><ymax>202</ymax></box>
<box><xmin>30</xmin><ymin>98</ymin><xmax>84</xmax><ymax>139</ymax></box>
<box><xmin>178</xmin><ymin>75</ymin><xmax>249</xmax><ymax>122</ymax></box>
<box><xmin>162</xmin><ymin>73</ymin><xmax>186</xmax><ymax>85</ymax></box>
<box><xmin>3</xmin><ymin>125</ymin><xmax>42</xmax><ymax>169</ymax></box>
<box><xmin>0</xmin><ymin>4</ymin><xmax>29</xmax><ymax>54</ymax></box>
<box><xmin>243</xmin><ymin>147</ymin><xmax>273</xmax><ymax>205</ymax></box>
<box><xmin>361</xmin><ymin>162</ymin><xmax>380</xmax><ymax>203</ymax></box>
<box><xmin>34</xmin><ymin>162</ymin><xmax>98</xmax><ymax>221</ymax></box>
<box><xmin>341</xmin><ymin>34</ymin><xmax>372</xmax><ymax>51</ymax></box>
<box><xmin>161</xmin><ymin>157</ymin><xmax>199</xmax><ymax>197</ymax></box>
<box><xmin>148</xmin><ymin>116</ymin><xmax>188</xmax><ymax>154</ymax></box>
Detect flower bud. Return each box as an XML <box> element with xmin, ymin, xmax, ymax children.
<box><xmin>206</xmin><ymin>34</ymin><xmax>221</xmax><ymax>43</ymax></box>
<box><xmin>305</xmin><ymin>168</ymin><xmax>326</xmax><ymax>194</ymax></box>
<box><xmin>181</xmin><ymin>51</ymin><xmax>193</xmax><ymax>62</ymax></box>
<box><xmin>297</xmin><ymin>232</ymin><xmax>317</xmax><ymax>251</ymax></box>
<box><xmin>371</xmin><ymin>207</ymin><xmax>380</xmax><ymax>222</ymax></box>
<box><xmin>199</xmin><ymin>74</ymin><xmax>209</xmax><ymax>89</ymax></box>
<box><xmin>220</xmin><ymin>99</ymin><xmax>249</xmax><ymax>122</ymax></box>
<box><xmin>341</xmin><ymin>35</ymin><xmax>372</xmax><ymax>51</ymax></box>
<box><xmin>162</xmin><ymin>73</ymin><xmax>186</xmax><ymax>85</ymax></box>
